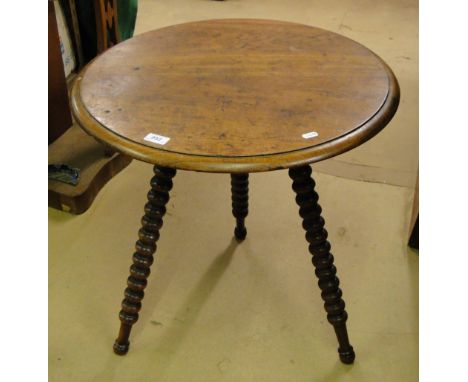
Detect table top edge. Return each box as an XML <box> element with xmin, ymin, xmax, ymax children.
<box><xmin>70</xmin><ymin>62</ymin><xmax>399</xmax><ymax>173</ymax></box>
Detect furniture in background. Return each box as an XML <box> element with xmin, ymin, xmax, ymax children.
<box><xmin>48</xmin><ymin>0</ymin><xmax>137</xmax><ymax>214</ymax></box>
<box><xmin>48</xmin><ymin>0</ymin><xmax>73</xmax><ymax>144</ymax></box>
<box><xmin>94</xmin><ymin>0</ymin><xmax>120</xmax><ymax>53</ymax></box>
<box><xmin>70</xmin><ymin>19</ymin><xmax>400</xmax><ymax>364</ymax></box>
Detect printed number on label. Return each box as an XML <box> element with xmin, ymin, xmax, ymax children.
<box><xmin>144</xmin><ymin>133</ymin><xmax>170</xmax><ymax>145</ymax></box>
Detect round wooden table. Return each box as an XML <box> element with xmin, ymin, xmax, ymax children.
<box><xmin>71</xmin><ymin>19</ymin><xmax>399</xmax><ymax>364</ymax></box>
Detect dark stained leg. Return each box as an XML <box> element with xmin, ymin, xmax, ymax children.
<box><xmin>113</xmin><ymin>165</ymin><xmax>176</xmax><ymax>355</ymax></box>
<box><xmin>288</xmin><ymin>165</ymin><xmax>355</xmax><ymax>364</ymax></box>
<box><xmin>231</xmin><ymin>173</ymin><xmax>249</xmax><ymax>241</ymax></box>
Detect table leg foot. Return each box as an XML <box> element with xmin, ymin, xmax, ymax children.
<box><xmin>338</xmin><ymin>346</ymin><xmax>355</xmax><ymax>364</ymax></box>
<box><xmin>113</xmin><ymin>340</ymin><xmax>129</xmax><ymax>355</ymax></box>
<box><xmin>288</xmin><ymin>165</ymin><xmax>355</xmax><ymax>364</ymax></box>
<box><xmin>113</xmin><ymin>165</ymin><xmax>176</xmax><ymax>355</ymax></box>
<box><xmin>231</xmin><ymin>173</ymin><xmax>249</xmax><ymax>241</ymax></box>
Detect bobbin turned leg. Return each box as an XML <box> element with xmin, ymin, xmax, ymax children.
<box><xmin>113</xmin><ymin>165</ymin><xmax>176</xmax><ymax>355</ymax></box>
<box><xmin>231</xmin><ymin>173</ymin><xmax>249</xmax><ymax>241</ymax></box>
<box><xmin>288</xmin><ymin>165</ymin><xmax>355</xmax><ymax>364</ymax></box>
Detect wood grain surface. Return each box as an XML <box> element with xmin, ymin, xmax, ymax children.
<box><xmin>71</xmin><ymin>19</ymin><xmax>399</xmax><ymax>173</ymax></box>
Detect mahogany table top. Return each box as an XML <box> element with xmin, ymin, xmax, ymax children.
<box><xmin>71</xmin><ymin>19</ymin><xmax>399</xmax><ymax>173</ymax></box>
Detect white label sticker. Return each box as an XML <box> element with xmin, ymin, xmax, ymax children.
<box><xmin>144</xmin><ymin>133</ymin><xmax>170</xmax><ymax>145</ymax></box>
<box><xmin>302</xmin><ymin>131</ymin><xmax>319</xmax><ymax>139</ymax></box>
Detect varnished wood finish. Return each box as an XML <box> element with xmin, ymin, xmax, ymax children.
<box><xmin>231</xmin><ymin>174</ymin><xmax>249</xmax><ymax>240</ymax></box>
<box><xmin>289</xmin><ymin>165</ymin><xmax>355</xmax><ymax>364</ymax></box>
<box><xmin>71</xmin><ymin>19</ymin><xmax>399</xmax><ymax>173</ymax></box>
<box><xmin>66</xmin><ymin>19</ymin><xmax>402</xmax><ymax>362</ymax></box>
<box><xmin>114</xmin><ymin>166</ymin><xmax>176</xmax><ymax>355</ymax></box>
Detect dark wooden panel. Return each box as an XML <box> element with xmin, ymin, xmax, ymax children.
<box><xmin>48</xmin><ymin>0</ymin><xmax>72</xmax><ymax>144</ymax></box>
